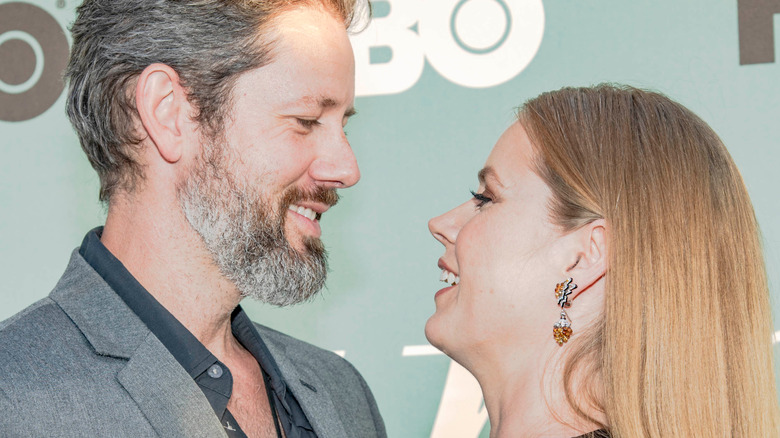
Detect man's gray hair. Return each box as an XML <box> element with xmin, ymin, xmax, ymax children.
<box><xmin>65</xmin><ymin>0</ymin><xmax>368</xmax><ymax>202</ymax></box>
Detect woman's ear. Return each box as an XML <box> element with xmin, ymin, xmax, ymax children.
<box><xmin>135</xmin><ymin>63</ymin><xmax>189</xmax><ymax>163</ymax></box>
<box><xmin>566</xmin><ymin>219</ymin><xmax>607</xmax><ymax>300</ymax></box>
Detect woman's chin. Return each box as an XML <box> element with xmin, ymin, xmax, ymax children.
<box><xmin>424</xmin><ymin>315</ymin><xmax>443</xmax><ymax>348</ymax></box>
<box><xmin>424</xmin><ymin>313</ymin><xmax>453</xmax><ymax>355</ymax></box>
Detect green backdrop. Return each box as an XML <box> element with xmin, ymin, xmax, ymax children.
<box><xmin>2</xmin><ymin>1</ymin><xmax>779</xmax><ymax>436</ymax></box>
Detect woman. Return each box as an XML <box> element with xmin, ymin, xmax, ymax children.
<box><xmin>426</xmin><ymin>84</ymin><xmax>780</xmax><ymax>437</ymax></box>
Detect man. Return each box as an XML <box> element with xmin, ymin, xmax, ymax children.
<box><xmin>0</xmin><ymin>1</ymin><xmax>385</xmax><ymax>437</ymax></box>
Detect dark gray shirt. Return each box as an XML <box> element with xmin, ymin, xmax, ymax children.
<box><xmin>79</xmin><ymin>228</ymin><xmax>316</xmax><ymax>438</ymax></box>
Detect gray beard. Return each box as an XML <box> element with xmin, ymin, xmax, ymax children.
<box><xmin>176</xmin><ymin>141</ymin><xmax>328</xmax><ymax>307</ymax></box>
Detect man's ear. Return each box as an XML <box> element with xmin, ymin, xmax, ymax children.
<box><xmin>565</xmin><ymin>219</ymin><xmax>607</xmax><ymax>300</ymax></box>
<box><xmin>135</xmin><ymin>63</ymin><xmax>189</xmax><ymax>163</ymax></box>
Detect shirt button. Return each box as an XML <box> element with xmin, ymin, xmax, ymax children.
<box><xmin>207</xmin><ymin>364</ymin><xmax>224</xmax><ymax>379</ymax></box>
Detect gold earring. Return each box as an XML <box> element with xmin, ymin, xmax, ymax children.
<box><xmin>553</xmin><ymin>278</ymin><xmax>577</xmax><ymax>346</ymax></box>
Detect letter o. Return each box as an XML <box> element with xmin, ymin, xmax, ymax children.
<box><xmin>419</xmin><ymin>0</ymin><xmax>545</xmax><ymax>89</ymax></box>
<box><xmin>0</xmin><ymin>2</ymin><xmax>69</xmax><ymax>122</ymax></box>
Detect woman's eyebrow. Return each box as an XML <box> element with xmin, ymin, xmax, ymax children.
<box><xmin>478</xmin><ymin>166</ymin><xmax>504</xmax><ymax>188</ymax></box>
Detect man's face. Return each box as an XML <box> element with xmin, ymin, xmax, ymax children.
<box><xmin>177</xmin><ymin>5</ymin><xmax>359</xmax><ymax>305</ymax></box>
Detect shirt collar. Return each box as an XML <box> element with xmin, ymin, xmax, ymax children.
<box><xmin>79</xmin><ymin>227</ymin><xmax>214</xmax><ymax>378</ymax></box>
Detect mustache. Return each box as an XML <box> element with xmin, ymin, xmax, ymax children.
<box><xmin>280</xmin><ymin>186</ymin><xmax>340</xmax><ymax>210</ymax></box>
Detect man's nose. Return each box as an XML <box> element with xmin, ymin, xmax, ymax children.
<box><xmin>309</xmin><ymin>133</ymin><xmax>361</xmax><ymax>188</ymax></box>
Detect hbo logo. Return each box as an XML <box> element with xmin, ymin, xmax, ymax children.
<box><xmin>0</xmin><ymin>2</ymin><xmax>69</xmax><ymax>122</ymax></box>
<box><xmin>350</xmin><ymin>0</ymin><xmax>545</xmax><ymax>96</ymax></box>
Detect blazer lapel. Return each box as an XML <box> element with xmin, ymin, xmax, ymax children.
<box><xmin>117</xmin><ymin>334</ymin><xmax>227</xmax><ymax>437</ymax></box>
<box><xmin>263</xmin><ymin>340</ymin><xmax>349</xmax><ymax>438</ymax></box>
<box><xmin>51</xmin><ymin>251</ymin><xmax>226</xmax><ymax>437</ymax></box>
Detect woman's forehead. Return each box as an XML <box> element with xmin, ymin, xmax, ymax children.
<box><xmin>484</xmin><ymin>123</ymin><xmax>536</xmax><ymax>183</ymax></box>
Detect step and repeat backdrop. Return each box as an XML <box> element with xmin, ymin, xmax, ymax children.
<box><xmin>2</xmin><ymin>0</ymin><xmax>779</xmax><ymax>436</ymax></box>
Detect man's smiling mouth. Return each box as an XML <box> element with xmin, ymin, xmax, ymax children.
<box><xmin>288</xmin><ymin>204</ymin><xmax>322</xmax><ymax>222</ymax></box>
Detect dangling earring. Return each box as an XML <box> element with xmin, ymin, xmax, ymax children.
<box><xmin>553</xmin><ymin>278</ymin><xmax>577</xmax><ymax>346</ymax></box>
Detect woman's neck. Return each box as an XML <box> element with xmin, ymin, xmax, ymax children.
<box><xmin>470</xmin><ymin>348</ymin><xmax>604</xmax><ymax>438</ymax></box>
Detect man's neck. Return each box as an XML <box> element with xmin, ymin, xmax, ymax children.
<box><xmin>101</xmin><ymin>195</ymin><xmax>242</xmax><ymax>356</ymax></box>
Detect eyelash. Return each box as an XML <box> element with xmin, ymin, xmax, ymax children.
<box><xmin>296</xmin><ymin>118</ymin><xmax>321</xmax><ymax>129</ymax></box>
<box><xmin>470</xmin><ymin>190</ymin><xmax>493</xmax><ymax>208</ymax></box>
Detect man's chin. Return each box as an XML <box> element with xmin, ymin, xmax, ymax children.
<box><xmin>301</xmin><ymin>235</ymin><xmax>325</xmax><ymax>256</ymax></box>
<box><xmin>284</xmin><ymin>231</ymin><xmax>325</xmax><ymax>256</ymax></box>
<box><xmin>286</xmin><ymin>239</ymin><xmax>310</xmax><ymax>254</ymax></box>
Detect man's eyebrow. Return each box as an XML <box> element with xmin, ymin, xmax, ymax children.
<box><xmin>319</xmin><ymin>97</ymin><xmax>338</xmax><ymax>108</ymax></box>
<box><xmin>478</xmin><ymin>166</ymin><xmax>503</xmax><ymax>187</ymax></box>
<box><xmin>302</xmin><ymin>96</ymin><xmax>356</xmax><ymax>117</ymax></box>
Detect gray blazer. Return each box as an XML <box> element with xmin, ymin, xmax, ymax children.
<box><xmin>0</xmin><ymin>251</ymin><xmax>386</xmax><ymax>437</ymax></box>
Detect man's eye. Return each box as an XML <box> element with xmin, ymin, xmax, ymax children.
<box><xmin>470</xmin><ymin>190</ymin><xmax>493</xmax><ymax>208</ymax></box>
<box><xmin>296</xmin><ymin>118</ymin><xmax>321</xmax><ymax>129</ymax></box>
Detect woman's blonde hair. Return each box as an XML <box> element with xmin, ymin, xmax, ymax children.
<box><xmin>519</xmin><ymin>84</ymin><xmax>780</xmax><ymax>437</ymax></box>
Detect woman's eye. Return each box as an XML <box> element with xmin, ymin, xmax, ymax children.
<box><xmin>470</xmin><ymin>190</ymin><xmax>493</xmax><ymax>208</ymax></box>
<box><xmin>296</xmin><ymin>118</ymin><xmax>321</xmax><ymax>129</ymax></box>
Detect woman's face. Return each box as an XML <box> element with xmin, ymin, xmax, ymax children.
<box><xmin>426</xmin><ymin>122</ymin><xmax>572</xmax><ymax>363</ymax></box>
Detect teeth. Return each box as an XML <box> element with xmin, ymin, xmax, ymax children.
<box><xmin>288</xmin><ymin>204</ymin><xmax>319</xmax><ymax>221</ymax></box>
<box><xmin>439</xmin><ymin>268</ymin><xmax>460</xmax><ymax>286</ymax></box>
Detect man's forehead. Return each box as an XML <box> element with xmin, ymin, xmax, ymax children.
<box><xmin>270</xmin><ymin>5</ymin><xmax>347</xmax><ymax>48</ymax></box>
<box><xmin>242</xmin><ymin>6</ymin><xmax>356</xmax><ymax>115</ymax></box>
